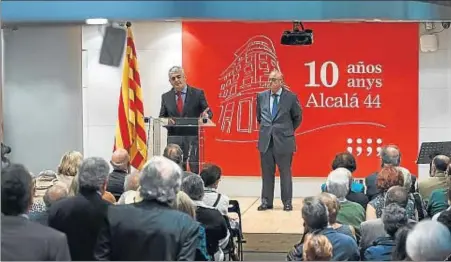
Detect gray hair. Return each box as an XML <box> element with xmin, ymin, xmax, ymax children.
<box><xmin>382</xmin><ymin>203</ymin><xmax>408</xmax><ymax>237</ymax></box>
<box><xmin>123</xmin><ymin>172</ymin><xmax>140</xmax><ymax>191</ymax></box>
<box><xmin>43</xmin><ymin>185</ymin><xmax>68</xmax><ymax>207</ymax></box>
<box><xmin>381</xmin><ymin>145</ymin><xmax>401</xmax><ymax>166</ymax></box>
<box><xmin>396</xmin><ymin>167</ymin><xmax>412</xmax><ymax>191</ymax></box>
<box><xmin>406</xmin><ymin>220</ymin><xmax>451</xmax><ymax>261</ymax></box>
<box><xmin>168</xmin><ymin>66</ymin><xmax>184</xmax><ymax>76</ymax></box>
<box><xmin>302</xmin><ymin>196</ymin><xmax>329</xmax><ymax>231</ymax></box>
<box><xmin>181</xmin><ymin>174</ymin><xmax>205</xmax><ymax>201</ymax></box>
<box><xmin>139</xmin><ymin>156</ymin><xmax>182</xmax><ymax>204</ymax></box>
<box><xmin>325</xmin><ymin>168</ymin><xmax>351</xmax><ymax>200</ymax></box>
<box><xmin>78</xmin><ymin>157</ymin><xmax>109</xmax><ymax>191</ymax></box>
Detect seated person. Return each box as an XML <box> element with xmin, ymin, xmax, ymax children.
<box><xmin>418</xmin><ymin>155</ymin><xmax>450</xmax><ymax>202</ymax></box>
<box><xmin>200</xmin><ymin>164</ymin><xmax>230</xmax><ymax>216</ymax></box>
<box><xmin>429</xmin><ymin>164</ymin><xmax>451</xmax><ymax>219</ymax></box>
<box><xmin>287</xmin><ymin>196</ymin><xmax>359</xmax><ymax>261</ymax></box>
<box><xmin>318</xmin><ymin>192</ymin><xmax>356</xmax><ymax>240</ymax></box>
<box><xmin>363</xmin><ymin>204</ymin><xmax>408</xmax><ymax>261</ymax></box>
<box><xmin>182</xmin><ymin>174</ymin><xmax>229</xmax><ymax>259</ymax></box>
<box><xmin>302</xmin><ymin>234</ymin><xmax>332</xmax><ymax>261</ymax></box>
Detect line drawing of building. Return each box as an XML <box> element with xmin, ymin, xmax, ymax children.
<box><xmin>216</xmin><ymin>35</ymin><xmax>289</xmax><ymax>143</ymax></box>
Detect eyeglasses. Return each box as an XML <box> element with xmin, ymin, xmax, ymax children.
<box><xmin>170</xmin><ymin>75</ymin><xmax>183</xmax><ymax>81</ymax></box>
<box><xmin>268</xmin><ymin>78</ymin><xmax>281</xmax><ymax>82</ymax></box>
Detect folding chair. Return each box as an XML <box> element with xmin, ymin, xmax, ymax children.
<box><xmin>226</xmin><ymin>200</ymin><xmax>245</xmax><ymax>261</ymax></box>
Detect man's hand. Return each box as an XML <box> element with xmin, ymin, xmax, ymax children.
<box><xmin>200</xmin><ymin>107</ymin><xmax>210</xmax><ymax>119</ymax></box>
<box><xmin>168</xmin><ymin>118</ymin><xmax>175</xmax><ymax>125</ymax></box>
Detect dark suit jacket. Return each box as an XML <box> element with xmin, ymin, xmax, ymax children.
<box><xmin>1</xmin><ymin>215</ymin><xmax>71</xmax><ymax>261</ymax></box>
<box><xmin>196</xmin><ymin>205</ymin><xmax>228</xmax><ymax>256</ymax></box>
<box><xmin>95</xmin><ymin>200</ymin><xmax>200</xmax><ymax>261</ymax></box>
<box><xmin>159</xmin><ymin>85</ymin><xmax>212</xmax><ymax>136</ymax></box>
<box><xmin>48</xmin><ymin>190</ymin><xmax>110</xmax><ymax>261</ymax></box>
<box><xmin>256</xmin><ymin>88</ymin><xmax>302</xmax><ymax>154</ymax></box>
<box><xmin>365</xmin><ymin>171</ymin><xmax>417</xmax><ymax>200</ymax></box>
<box><xmin>106</xmin><ymin>169</ymin><xmax>127</xmax><ymax>201</ymax></box>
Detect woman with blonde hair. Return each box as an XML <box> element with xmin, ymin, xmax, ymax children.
<box><xmin>302</xmin><ymin>234</ymin><xmax>333</xmax><ymax>261</ymax></box>
<box><xmin>56</xmin><ymin>151</ymin><xmax>83</xmax><ymax>189</ymax></box>
<box><xmin>172</xmin><ymin>191</ymin><xmax>209</xmax><ymax>261</ymax></box>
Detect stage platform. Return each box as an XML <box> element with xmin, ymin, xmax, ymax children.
<box><xmin>231</xmin><ymin>197</ymin><xmax>304</xmax><ymax>254</ymax></box>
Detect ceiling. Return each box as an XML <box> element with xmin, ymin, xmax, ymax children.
<box><xmin>418</xmin><ymin>0</ymin><xmax>451</xmax><ymax>7</ymax></box>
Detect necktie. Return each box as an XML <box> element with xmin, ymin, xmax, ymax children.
<box><xmin>272</xmin><ymin>94</ymin><xmax>279</xmax><ymax>118</ymax></box>
<box><xmin>176</xmin><ymin>91</ymin><xmax>183</xmax><ymax>114</ymax></box>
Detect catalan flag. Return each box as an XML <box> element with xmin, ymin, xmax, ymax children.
<box><xmin>114</xmin><ymin>22</ymin><xmax>147</xmax><ymax>170</ymax></box>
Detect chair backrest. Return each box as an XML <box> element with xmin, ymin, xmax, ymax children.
<box><xmin>228</xmin><ymin>199</ymin><xmax>241</xmax><ymax>215</ymax></box>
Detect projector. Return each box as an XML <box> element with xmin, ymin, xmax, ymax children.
<box><xmin>281</xmin><ymin>22</ymin><xmax>313</xmax><ymax>46</ymax></box>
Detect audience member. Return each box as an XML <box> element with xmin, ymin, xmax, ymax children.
<box><xmin>117</xmin><ymin>171</ymin><xmax>141</xmax><ymax>205</ymax></box>
<box><xmin>55</xmin><ymin>151</ymin><xmax>83</xmax><ymax>190</ymax></box>
<box><xmin>102</xmin><ymin>191</ymin><xmax>117</xmax><ymax>204</ymax></box>
<box><xmin>325</xmin><ymin>168</ymin><xmax>365</xmax><ymax>237</ymax></box>
<box><xmin>406</xmin><ymin>220</ymin><xmax>451</xmax><ymax>261</ymax></box>
<box><xmin>302</xmin><ymin>234</ymin><xmax>333</xmax><ymax>261</ymax></box>
<box><xmin>363</xmin><ymin>203</ymin><xmax>408</xmax><ymax>260</ymax></box>
<box><xmin>392</xmin><ymin>222</ymin><xmax>415</xmax><ymax>260</ymax></box>
<box><xmin>34</xmin><ymin>169</ymin><xmax>58</xmax><ymax>198</ymax></box>
<box><xmin>437</xmin><ymin>209</ymin><xmax>451</xmax><ymax>233</ymax></box>
<box><xmin>360</xmin><ymin>185</ymin><xmax>415</xmax><ymax>253</ymax></box>
<box><xmin>107</xmin><ymin>148</ymin><xmax>130</xmax><ymax>201</ymax></box>
<box><xmin>94</xmin><ymin>156</ymin><xmax>199</xmax><ymax>260</ymax></box>
<box><xmin>29</xmin><ymin>184</ymin><xmax>68</xmax><ymax>225</ymax></box>
<box><xmin>164</xmin><ymin>143</ymin><xmax>195</xmax><ymax>178</ymax></box>
<box><xmin>418</xmin><ymin>154</ymin><xmax>450</xmax><ymax>201</ymax></box>
<box><xmin>430</xmin><ymin>163</ymin><xmax>451</xmax><ymax>219</ymax></box>
<box><xmin>287</xmin><ymin>196</ymin><xmax>359</xmax><ymax>261</ymax></box>
<box><xmin>1</xmin><ymin>163</ymin><xmax>71</xmax><ymax>261</ymax></box>
<box><xmin>201</xmin><ymin>163</ymin><xmax>230</xmax><ymax>216</ymax></box>
<box><xmin>318</xmin><ymin>192</ymin><xmax>356</xmax><ymax>239</ymax></box>
<box><xmin>366</xmin><ymin>166</ymin><xmax>416</xmax><ymax>220</ymax></box>
<box><xmin>48</xmin><ymin>157</ymin><xmax>110</xmax><ymax>260</ymax></box>
<box><xmin>182</xmin><ymin>174</ymin><xmax>229</xmax><ymax>259</ymax></box>
<box><xmin>396</xmin><ymin>166</ymin><xmax>427</xmax><ymax>220</ymax></box>
<box><xmin>173</xmin><ymin>191</ymin><xmax>210</xmax><ymax>261</ymax></box>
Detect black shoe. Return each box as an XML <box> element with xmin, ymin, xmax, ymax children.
<box><xmin>257</xmin><ymin>204</ymin><xmax>273</xmax><ymax>211</ymax></box>
<box><xmin>283</xmin><ymin>204</ymin><xmax>293</xmax><ymax>211</ymax></box>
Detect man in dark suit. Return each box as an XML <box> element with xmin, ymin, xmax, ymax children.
<box><xmin>95</xmin><ymin>156</ymin><xmax>199</xmax><ymax>261</ymax></box>
<box><xmin>48</xmin><ymin>157</ymin><xmax>111</xmax><ymax>261</ymax></box>
<box><xmin>1</xmin><ymin>163</ymin><xmax>71</xmax><ymax>261</ymax></box>
<box><xmin>365</xmin><ymin>145</ymin><xmax>417</xmax><ymax>200</ymax></box>
<box><xmin>159</xmin><ymin>66</ymin><xmax>212</xmax><ymax>174</ymax></box>
<box><xmin>256</xmin><ymin>70</ymin><xmax>302</xmax><ymax>211</ymax></box>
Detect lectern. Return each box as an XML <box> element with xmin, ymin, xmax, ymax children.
<box><xmin>151</xmin><ymin>117</ymin><xmax>215</xmax><ymax>173</ymax></box>
<box><xmin>416</xmin><ymin>141</ymin><xmax>451</xmax><ymax>164</ymax></box>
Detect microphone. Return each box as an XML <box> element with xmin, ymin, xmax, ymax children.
<box><xmin>201</xmin><ymin>107</ymin><xmax>210</xmax><ymax>124</ymax></box>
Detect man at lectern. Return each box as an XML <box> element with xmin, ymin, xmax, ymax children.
<box><xmin>256</xmin><ymin>70</ymin><xmax>302</xmax><ymax>212</ymax></box>
<box><xmin>159</xmin><ymin>66</ymin><xmax>212</xmax><ymax>174</ymax></box>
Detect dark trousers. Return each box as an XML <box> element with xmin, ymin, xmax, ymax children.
<box><xmin>167</xmin><ymin>135</ymin><xmax>199</xmax><ymax>174</ymax></box>
<box><xmin>260</xmin><ymin>137</ymin><xmax>293</xmax><ymax>206</ymax></box>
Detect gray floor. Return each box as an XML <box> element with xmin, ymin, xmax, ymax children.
<box><xmin>243</xmin><ymin>252</ymin><xmax>286</xmax><ymax>261</ymax></box>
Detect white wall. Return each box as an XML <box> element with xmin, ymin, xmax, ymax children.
<box><xmin>82</xmin><ymin>22</ymin><xmax>451</xmax><ymax>197</ymax></box>
<box><xmin>4</xmin><ymin>26</ymin><xmax>83</xmax><ymax>174</ymax></box>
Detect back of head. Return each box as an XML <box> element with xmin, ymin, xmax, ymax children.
<box><xmin>392</xmin><ymin>222</ymin><xmax>415</xmax><ymax>260</ymax></box>
<box><xmin>163</xmin><ymin>144</ymin><xmax>183</xmax><ymax>165</ymax></box>
<box><xmin>302</xmin><ymin>196</ymin><xmax>329</xmax><ymax>231</ymax></box>
<box><xmin>385</xmin><ymin>185</ymin><xmax>409</xmax><ymax>208</ymax></box>
<box><xmin>78</xmin><ymin>157</ymin><xmax>110</xmax><ymax>192</ymax></box>
<box><xmin>58</xmin><ymin>151</ymin><xmax>83</xmax><ymax>177</ymax></box>
<box><xmin>376</xmin><ymin>166</ymin><xmax>404</xmax><ymax>192</ymax></box>
<box><xmin>139</xmin><ymin>156</ymin><xmax>182</xmax><ymax>204</ymax></box>
<box><xmin>111</xmin><ymin>148</ymin><xmax>130</xmax><ymax>171</ymax></box>
<box><xmin>43</xmin><ymin>185</ymin><xmax>68</xmax><ymax>208</ymax></box>
<box><xmin>325</xmin><ymin>168</ymin><xmax>351</xmax><ymax>200</ymax></box>
<box><xmin>181</xmin><ymin>174</ymin><xmax>205</xmax><ymax>201</ymax></box>
<box><xmin>124</xmin><ymin>171</ymin><xmax>140</xmax><ymax>191</ymax></box>
<box><xmin>1</xmin><ymin>163</ymin><xmax>33</xmax><ymax>216</ymax></box>
<box><xmin>437</xmin><ymin>209</ymin><xmax>451</xmax><ymax>232</ymax></box>
<box><xmin>302</xmin><ymin>233</ymin><xmax>333</xmax><ymax>261</ymax></box>
<box><xmin>433</xmin><ymin>155</ymin><xmax>450</xmax><ymax>173</ymax></box>
<box><xmin>395</xmin><ymin>167</ymin><xmax>412</xmax><ymax>191</ymax></box>
<box><xmin>382</xmin><ymin>203</ymin><xmax>408</xmax><ymax>236</ymax></box>
<box><xmin>318</xmin><ymin>192</ymin><xmax>339</xmax><ymax>224</ymax></box>
<box><xmin>200</xmin><ymin>163</ymin><xmax>222</xmax><ymax>188</ymax></box>
<box><xmin>380</xmin><ymin>145</ymin><xmax>401</xmax><ymax>167</ymax></box>
<box><xmin>406</xmin><ymin>220</ymin><xmax>451</xmax><ymax>261</ymax></box>
<box><xmin>331</xmin><ymin>152</ymin><xmax>357</xmax><ymax>173</ymax></box>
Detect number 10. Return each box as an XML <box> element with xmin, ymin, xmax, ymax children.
<box><xmin>304</xmin><ymin>61</ymin><xmax>339</xmax><ymax>88</ymax></box>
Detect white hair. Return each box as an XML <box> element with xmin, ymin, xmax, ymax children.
<box><xmin>168</xmin><ymin>66</ymin><xmax>184</xmax><ymax>76</ymax></box>
<box><xmin>406</xmin><ymin>220</ymin><xmax>451</xmax><ymax>261</ymax></box>
<box><xmin>78</xmin><ymin>157</ymin><xmax>109</xmax><ymax>191</ymax></box>
<box><xmin>326</xmin><ymin>167</ymin><xmax>351</xmax><ymax>200</ymax></box>
<box><xmin>396</xmin><ymin>166</ymin><xmax>412</xmax><ymax>191</ymax></box>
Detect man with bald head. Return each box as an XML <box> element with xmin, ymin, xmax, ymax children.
<box><xmin>107</xmin><ymin>149</ymin><xmax>130</xmax><ymax>201</ymax></box>
<box><xmin>365</xmin><ymin>145</ymin><xmax>417</xmax><ymax>200</ymax></box>
<box><xmin>418</xmin><ymin>154</ymin><xmax>450</xmax><ymax>201</ymax></box>
<box><xmin>256</xmin><ymin>70</ymin><xmax>302</xmax><ymax>211</ymax></box>
<box><xmin>29</xmin><ymin>185</ymin><xmax>68</xmax><ymax>226</ymax></box>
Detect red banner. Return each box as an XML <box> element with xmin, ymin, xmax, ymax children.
<box><xmin>182</xmin><ymin>22</ymin><xmax>419</xmax><ymax>178</ymax></box>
